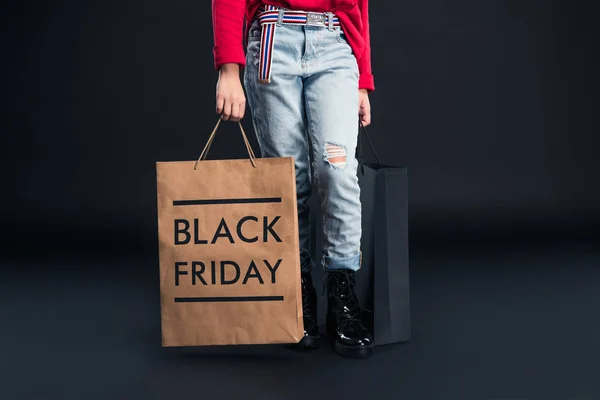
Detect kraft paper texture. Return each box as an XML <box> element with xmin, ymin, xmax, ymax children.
<box><xmin>156</xmin><ymin>156</ymin><xmax>304</xmax><ymax>347</ymax></box>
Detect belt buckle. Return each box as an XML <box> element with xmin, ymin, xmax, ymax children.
<box><xmin>306</xmin><ymin>12</ymin><xmax>325</xmax><ymax>26</ymax></box>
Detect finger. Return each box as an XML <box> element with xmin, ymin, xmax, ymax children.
<box><xmin>361</xmin><ymin>109</ymin><xmax>371</xmax><ymax>126</ymax></box>
<box><xmin>235</xmin><ymin>98</ymin><xmax>246</xmax><ymax>121</ymax></box>
<box><xmin>229</xmin><ymin>100</ymin><xmax>240</xmax><ymax>122</ymax></box>
<box><xmin>221</xmin><ymin>100</ymin><xmax>232</xmax><ymax>121</ymax></box>
<box><xmin>230</xmin><ymin>107</ymin><xmax>240</xmax><ymax>122</ymax></box>
<box><xmin>239</xmin><ymin>101</ymin><xmax>246</xmax><ymax>120</ymax></box>
<box><xmin>216</xmin><ymin>95</ymin><xmax>225</xmax><ymax>115</ymax></box>
<box><xmin>358</xmin><ymin>105</ymin><xmax>368</xmax><ymax>124</ymax></box>
<box><xmin>233</xmin><ymin>101</ymin><xmax>245</xmax><ymax>122</ymax></box>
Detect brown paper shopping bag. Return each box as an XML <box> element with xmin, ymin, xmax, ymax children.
<box><xmin>156</xmin><ymin>119</ymin><xmax>304</xmax><ymax>347</ymax></box>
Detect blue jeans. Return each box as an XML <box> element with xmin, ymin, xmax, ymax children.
<box><xmin>243</xmin><ymin>14</ymin><xmax>362</xmax><ymax>273</ymax></box>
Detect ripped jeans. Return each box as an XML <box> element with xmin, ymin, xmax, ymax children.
<box><xmin>243</xmin><ymin>16</ymin><xmax>362</xmax><ymax>272</ymax></box>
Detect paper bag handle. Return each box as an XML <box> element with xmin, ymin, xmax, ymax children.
<box><xmin>357</xmin><ymin>120</ymin><xmax>382</xmax><ymax>168</ymax></box>
<box><xmin>194</xmin><ymin>118</ymin><xmax>257</xmax><ymax>170</ymax></box>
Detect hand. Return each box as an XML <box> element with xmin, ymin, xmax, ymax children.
<box><xmin>358</xmin><ymin>89</ymin><xmax>371</xmax><ymax>127</ymax></box>
<box><xmin>216</xmin><ymin>63</ymin><xmax>246</xmax><ymax>122</ymax></box>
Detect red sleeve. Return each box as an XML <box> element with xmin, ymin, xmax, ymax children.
<box><xmin>357</xmin><ymin>0</ymin><xmax>374</xmax><ymax>92</ymax></box>
<box><xmin>212</xmin><ymin>0</ymin><xmax>246</xmax><ymax>70</ymax></box>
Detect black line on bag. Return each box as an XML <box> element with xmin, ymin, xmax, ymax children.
<box><xmin>174</xmin><ymin>296</ymin><xmax>284</xmax><ymax>303</ymax></box>
<box><xmin>173</xmin><ymin>198</ymin><xmax>281</xmax><ymax>206</ymax></box>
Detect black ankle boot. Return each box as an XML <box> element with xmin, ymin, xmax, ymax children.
<box><xmin>326</xmin><ymin>270</ymin><xmax>374</xmax><ymax>358</ymax></box>
<box><xmin>290</xmin><ymin>272</ymin><xmax>320</xmax><ymax>349</ymax></box>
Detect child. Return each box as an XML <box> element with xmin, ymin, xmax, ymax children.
<box><xmin>212</xmin><ymin>0</ymin><xmax>374</xmax><ymax>358</ymax></box>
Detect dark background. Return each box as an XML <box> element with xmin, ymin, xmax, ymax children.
<box><xmin>3</xmin><ymin>0</ymin><xmax>599</xmax><ymax>254</ymax></box>
<box><xmin>2</xmin><ymin>1</ymin><xmax>600</xmax><ymax>399</ymax></box>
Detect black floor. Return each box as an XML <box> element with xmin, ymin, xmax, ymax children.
<box><xmin>2</xmin><ymin>239</ymin><xmax>600</xmax><ymax>400</ymax></box>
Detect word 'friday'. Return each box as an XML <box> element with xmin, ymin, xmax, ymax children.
<box><xmin>174</xmin><ymin>217</ymin><xmax>282</xmax><ymax>245</ymax></box>
<box><xmin>175</xmin><ymin>259</ymin><xmax>282</xmax><ymax>286</ymax></box>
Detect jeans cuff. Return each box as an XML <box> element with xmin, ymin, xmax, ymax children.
<box><xmin>322</xmin><ymin>252</ymin><xmax>361</xmax><ymax>272</ymax></box>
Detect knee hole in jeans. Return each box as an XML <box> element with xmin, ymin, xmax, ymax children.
<box><xmin>323</xmin><ymin>142</ymin><xmax>347</xmax><ymax>169</ymax></box>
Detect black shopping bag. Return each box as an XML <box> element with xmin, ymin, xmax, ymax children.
<box><xmin>310</xmin><ymin>123</ymin><xmax>411</xmax><ymax>345</ymax></box>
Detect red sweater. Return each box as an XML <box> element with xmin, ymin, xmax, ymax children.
<box><xmin>212</xmin><ymin>0</ymin><xmax>374</xmax><ymax>91</ymax></box>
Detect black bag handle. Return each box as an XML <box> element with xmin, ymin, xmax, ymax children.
<box><xmin>356</xmin><ymin>121</ymin><xmax>382</xmax><ymax>171</ymax></box>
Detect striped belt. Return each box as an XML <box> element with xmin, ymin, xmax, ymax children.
<box><xmin>256</xmin><ymin>5</ymin><xmax>342</xmax><ymax>83</ymax></box>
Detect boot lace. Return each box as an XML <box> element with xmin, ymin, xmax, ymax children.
<box><xmin>322</xmin><ymin>270</ymin><xmax>370</xmax><ymax>331</ymax></box>
<box><xmin>301</xmin><ymin>278</ymin><xmax>317</xmax><ymax>327</ymax></box>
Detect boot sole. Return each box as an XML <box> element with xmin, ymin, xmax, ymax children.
<box><xmin>334</xmin><ymin>341</ymin><xmax>374</xmax><ymax>359</ymax></box>
<box><xmin>326</xmin><ymin>323</ymin><xmax>375</xmax><ymax>359</ymax></box>
<box><xmin>286</xmin><ymin>335</ymin><xmax>320</xmax><ymax>350</ymax></box>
